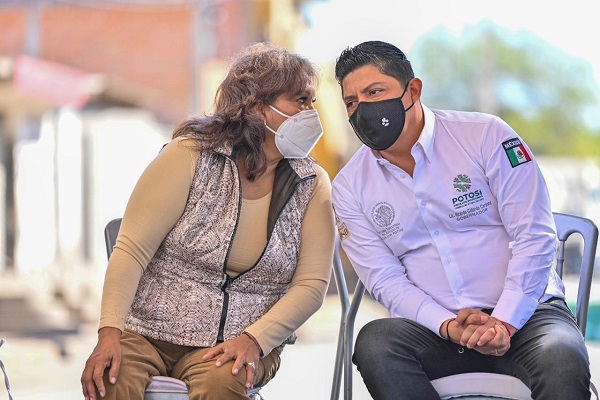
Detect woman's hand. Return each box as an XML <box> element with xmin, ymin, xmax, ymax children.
<box><xmin>202</xmin><ymin>334</ymin><xmax>261</xmax><ymax>389</ymax></box>
<box><xmin>81</xmin><ymin>327</ymin><xmax>122</xmax><ymax>400</ymax></box>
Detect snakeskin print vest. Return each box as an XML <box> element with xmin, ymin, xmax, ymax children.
<box><xmin>125</xmin><ymin>147</ymin><xmax>316</xmax><ymax>348</ymax></box>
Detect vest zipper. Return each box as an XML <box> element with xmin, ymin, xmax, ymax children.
<box><xmin>215</xmin><ymin>156</ymin><xmax>315</xmax><ymax>342</ymax></box>
<box><xmin>217</xmin><ymin>274</ymin><xmax>234</xmax><ymax>342</ymax></box>
<box><xmin>216</xmin><ymin>174</ymin><xmax>314</xmax><ymax>341</ymax></box>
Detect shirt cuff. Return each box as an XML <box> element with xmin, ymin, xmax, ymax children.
<box><xmin>417</xmin><ymin>302</ymin><xmax>456</xmax><ymax>337</ymax></box>
<box><xmin>491</xmin><ymin>289</ymin><xmax>539</xmax><ymax>329</ymax></box>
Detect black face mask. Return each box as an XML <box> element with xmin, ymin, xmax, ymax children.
<box><xmin>349</xmin><ymin>83</ymin><xmax>415</xmax><ymax>151</ymax></box>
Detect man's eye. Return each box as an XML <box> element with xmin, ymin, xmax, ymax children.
<box><xmin>346</xmin><ymin>101</ymin><xmax>355</xmax><ymax>109</ymax></box>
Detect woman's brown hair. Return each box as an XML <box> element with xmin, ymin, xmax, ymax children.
<box><xmin>172</xmin><ymin>42</ymin><xmax>318</xmax><ymax>181</ymax></box>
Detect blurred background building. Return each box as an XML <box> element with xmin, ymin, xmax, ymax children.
<box><xmin>0</xmin><ymin>0</ymin><xmax>599</xmax><ymax>398</ymax></box>
<box><xmin>0</xmin><ymin>0</ymin><xmax>346</xmax><ymax>341</ymax></box>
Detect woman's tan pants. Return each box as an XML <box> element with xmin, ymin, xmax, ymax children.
<box><xmin>101</xmin><ymin>330</ymin><xmax>280</xmax><ymax>400</ymax></box>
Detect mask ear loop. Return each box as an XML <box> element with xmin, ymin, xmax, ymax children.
<box><xmin>398</xmin><ymin>81</ymin><xmax>409</xmax><ymax>99</ymax></box>
<box><xmin>268</xmin><ymin>105</ymin><xmax>293</xmax><ymax>119</ymax></box>
<box><xmin>264</xmin><ymin>122</ymin><xmax>279</xmax><ymax>136</ymax></box>
<box><xmin>264</xmin><ymin>105</ymin><xmax>287</xmax><ymax>135</ymax></box>
<box><xmin>400</xmin><ymin>79</ymin><xmax>417</xmax><ymax>113</ymax></box>
<box><xmin>264</xmin><ymin>105</ymin><xmax>294</xmax><ymax>135</ymax></box>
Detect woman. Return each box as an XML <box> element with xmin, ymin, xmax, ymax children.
<box><xmin>81</xmin><ymin>42</ymin><xmax>335</xmax><ymax>400</ymax></box>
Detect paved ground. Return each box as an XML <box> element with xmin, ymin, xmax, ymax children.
<box><xmin>1</xmin><ymin>295</ymin><xmax>599</xmax><ymax>400</ymax></box>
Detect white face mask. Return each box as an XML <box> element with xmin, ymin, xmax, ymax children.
<box><xmin>265</xmin><ymin>105</ymin><xmax>324</xmax><ymax>158</ymax></box>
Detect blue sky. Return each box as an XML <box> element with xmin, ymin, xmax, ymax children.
<box><xmin>296</xmin><ymin>0</ymin><xmax>600</xmax><ymax>129</ymax></box>
<box><xmin>297</xmin><ymin>0</ymin><xmax>600</xmax><ymax>88</ymax></box>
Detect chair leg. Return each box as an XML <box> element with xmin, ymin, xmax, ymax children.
<box><xmin>343</xmin><ymin>281</ymin><xmax>366</xmax><ymax>400</ymax></box>
<box><xmin>331</xmin><ymin>238</ymin><xmax>350</xmax><ymax>400</ymax></box>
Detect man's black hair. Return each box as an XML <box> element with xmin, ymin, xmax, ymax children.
<box><xmin>334</xmin><ymin>41</ymin><xmax>414</xmax><ymax>87</ymax></box>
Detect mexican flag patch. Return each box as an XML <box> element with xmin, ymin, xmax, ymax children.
<box><xmin>502</xmin><ymin>138</ymin><xmax>531</xmax><ymax>168</ymax></box>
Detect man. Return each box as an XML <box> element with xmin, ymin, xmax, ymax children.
<box><xmin>331</xmin><ymin>40</ymin><xmax>591</xmax><ymax>399</ymax></box>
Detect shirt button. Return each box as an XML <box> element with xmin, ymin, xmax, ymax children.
<box><xmin>400</xmin><ymin>174</ymin><xmax>406</xmax><ymax>179</ymax></box>
<box><xmin>434</xmin><ymin>230</ymin><xmax>440</xmax><ymax>235</ymax></box>
<box><xmin>520</xmin><ymin>319</ymin><xmax>526</xmax><ymax>325</ymax></box>
<box><xmin>421</xmin><ymin>200</ymin><xmax>427</xmax><ymax>206</ymax></box>
<box><xmin>445</xmin><ymin>257</ymin><xmax>451</xmax><ymax>263</ymax></box>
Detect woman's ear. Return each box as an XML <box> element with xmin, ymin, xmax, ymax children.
<box><xmin>253</xmin><ymin>102</ymin><xmax>269</xmax><ymax>120</ymax></box>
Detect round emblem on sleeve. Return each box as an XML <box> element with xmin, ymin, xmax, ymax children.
<box><xmin>371</xmin><ymin>202</ymin><xmax>395</xmax><ymax>228</ymax></box>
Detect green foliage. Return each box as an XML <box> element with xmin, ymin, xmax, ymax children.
<box><xmin>410</xmin><ymin>21</ymin><xmax>600</xmax><ymax>158</ymax></box>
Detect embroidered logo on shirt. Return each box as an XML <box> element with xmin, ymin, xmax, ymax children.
<box><xmin>450</xmin><ymin>174</ymin><xmax>485</xmax><ymax>210</ymax></box>
<box><xmin>502</xmin><ymin>138</ymin><xmax>531</xmax><ymax>168</ymax></box>
<box><xmin>334</xmin><ymin>210</ymin><xmax>350</xmax><ymax>241</ymax></box>
<box><xmin>453</xmin><ymin>174</ymin><xmax>472</xmax><ymax>193</ymax></box>
<box><xmin>371</xmin><ymin>202</ymin><xmax>395</xmax><ymax>228</ymax></box>
<box><xmin>370</xmin><ymin>202</ymin><xmax>403</xmax><ymax>239</ymax></box>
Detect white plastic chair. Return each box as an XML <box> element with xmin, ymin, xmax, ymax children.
<box><xmin>104</xmin><ymin>218</ymin><xmax>264</xmax><ymax>400</ymax></box>
<box><xmin>0</xmin><ymin>338</ymin><xmax>14</xmax><ymax>400</ymax></box>
<box><xmin>331</xmin><ymin>212</ymin><xmax>599</xmax><ymax>400</ymax></box>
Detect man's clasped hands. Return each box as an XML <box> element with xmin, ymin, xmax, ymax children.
<box><xmin>442</xmin><ymin>308</ymin><xmax>516</xmax><ymax>356</ymax></box>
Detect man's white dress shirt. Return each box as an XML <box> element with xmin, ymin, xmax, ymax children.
<box><xmin>332</xmin><ymin>105</ymin><xmax>564</xmax><ymax>336</ymax></box>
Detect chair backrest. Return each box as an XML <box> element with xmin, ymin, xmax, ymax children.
<box><xmin>330</xmin><ymin>212</ymin><xmax>599</xmax><ymax>400</ymax></box>
<box><xmin>104</xmin><ymin>218</ymin><xmax>122</xmax><ymax>259</ymax></box>
<box><xmin>553</xmin><ymin>212</ymin><xmax>599</xmax><ymax>337</ymax></box>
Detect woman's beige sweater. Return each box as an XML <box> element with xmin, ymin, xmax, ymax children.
<box><xmin>99</xmin><ymin>137</ymin><xmax>335</xmax><ymax>354</ymax></box>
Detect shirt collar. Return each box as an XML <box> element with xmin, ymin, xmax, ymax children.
<box><xmin>415</xmin><ymin>103</ymin><xmax>436</xmax><ymax>163</ymax></box>
<box><xmin>368</xmin><ymin>103</ymin><xmax>437</xmax><ymax>165</ymax></box>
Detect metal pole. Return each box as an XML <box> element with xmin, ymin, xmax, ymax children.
<box><xmin>25</xmin><ymin>0</ymin><xmax>42</xmax><ymax>57</ymax></box>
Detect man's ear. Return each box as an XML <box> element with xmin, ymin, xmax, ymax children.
<box><xmin>408</xmin><ymin>78</ymin><xmax>423</xmax><ymax>101</ymax></box>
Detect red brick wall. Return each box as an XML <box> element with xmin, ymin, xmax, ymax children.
<box><xmin>0</xmin><ymin>2</ymin><xmax>267</xmax><ymax>122</ymax></box>
<box><xmin>0</xmin><ymin>9</ymin><xmax>27</xmax><ymax>56</ymax></box>
<box><xmin>0</xmin><ymin>4</ymin><xmax>215</xmax><ymax>122</ymax></box>
<box><xmin>42</xmin><ymin>5</ymin><xmax>193</xmax><ymax>121</ymax></box>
